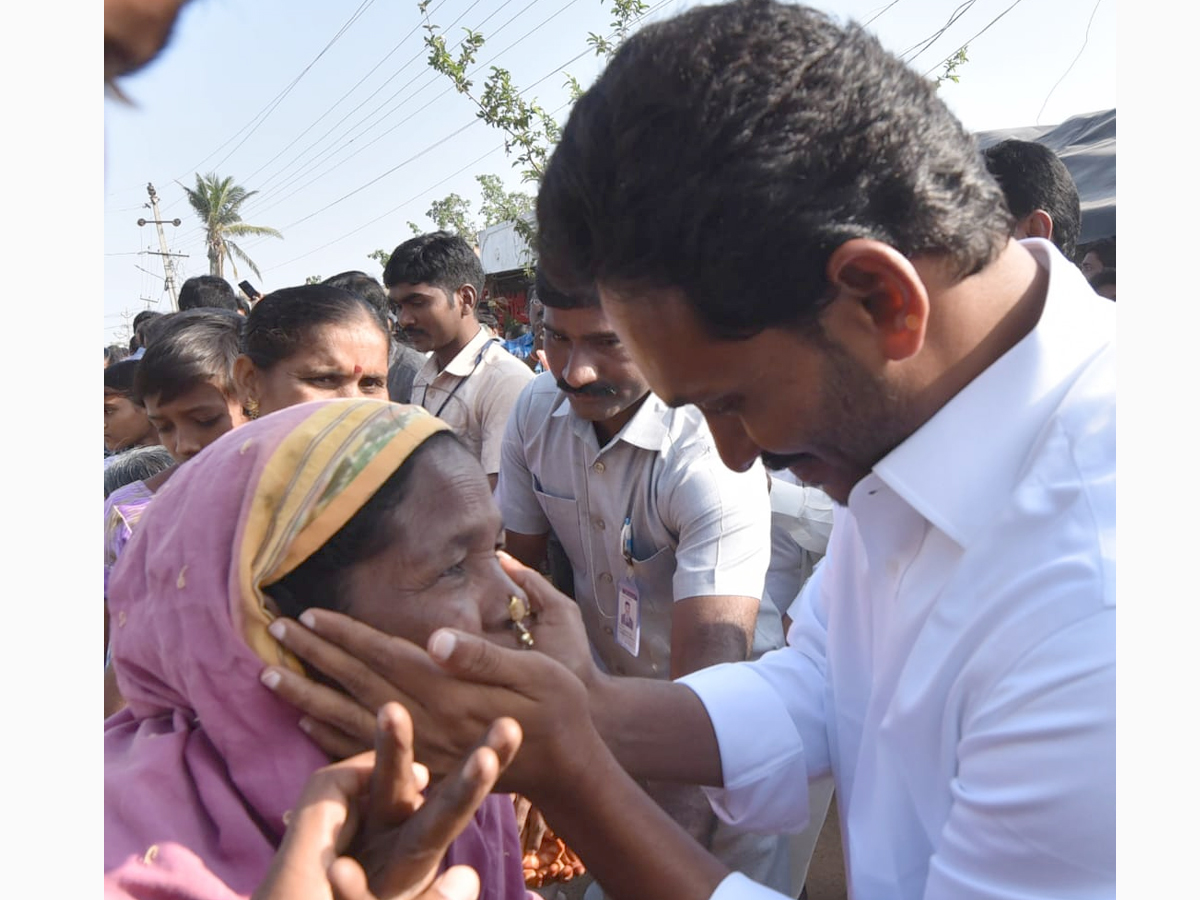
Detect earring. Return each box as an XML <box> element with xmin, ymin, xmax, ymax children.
<box><xmin>507</xmin><ymin>595</ymin><xmax>535</xmax><ymax>650</ymax></box>
<box><xmin>245</xmin><ymin>397</ymin><xmax>260</xmax><ymax>419</ymax></box>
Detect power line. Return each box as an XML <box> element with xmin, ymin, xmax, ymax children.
<box><xmin>862</xmin><ymin>0</ymin><xmax>906</xmax><ymax>27</ymax></box>
<box><xmin>187</xmin><ymin>0</ymin><xmax>383</xmax><ymax>179</ymax></box>
<box><xmin>1036</xmin><ymin>0</ymin><xmax>1103</xmax><ymax>124</ymax></box>
<box><xmin>174</xmin><ymin>0</ymin><xmax>546</xmax><ymax>246</ymax></box>
<box><xmin>902</xmin><ymin>1</ymin><xmax>977</xmax><ymax>63</ymax></box>
<box><xmin>922</xmin><ymin>0</ymin><xmax>1029</xmax><ymax>76</ymax></box>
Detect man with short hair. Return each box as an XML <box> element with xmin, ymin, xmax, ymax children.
<box><xmin>983</xmin><ymin>138</ymin><xmax>1082</xmax><ymax>259</ymax></box>
<box><xmin>270</xmin><ymin>3</ymin><xmax>1116</xmax><ymax>899</ymax></box>
<box><xmin>496</xmin><ymin>272</ymin><xmax>791</xmax><ymax>893</ymax></box>
<box><xmin>384</xmin><ymin>231</ymin><xmax>533</xmax><ymax>486</ymax></box>
<box><xmin>177</xmin><ymin>274</ymin><xmax>239</xmax><ymax>312</ymax></box>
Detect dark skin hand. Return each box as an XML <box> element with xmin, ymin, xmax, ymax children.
<box><xmin>262</xmin><ymin>552</ymin><xmax>723</xmax><ymax>788</ymax></box>
<box><xmin>261</xmin><ymin>551</ymin><xmax>598</xmax><ymax>767</ymax></box>
<box><xmin>253</xmin><ymin>701</ymin><xmax>522</xmax><ymax>900</ymax></box>
<box><xmin>265</xmin><ymin>626</ymin><xmax>730</xmax><ymax>900</ymax></box>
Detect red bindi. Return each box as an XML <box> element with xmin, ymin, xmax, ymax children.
<box><xmin>353</xmin><ymin>364</ymin><xmax>362</xmax><ymax>375</ymax></box>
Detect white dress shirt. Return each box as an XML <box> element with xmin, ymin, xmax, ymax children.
<box><xmin>682</xmin><ymin>240</ymin><xmax>1116</xmax><ymax>900</ymax></box>
<box><xmin>412</xmin><ymin>325</ymin><xmax>533</xmax><ymax>475</ymax></box>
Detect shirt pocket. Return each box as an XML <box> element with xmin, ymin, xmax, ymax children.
<box><xmin>534</xmin><ymin>489</ymin><xmax>586</xmax><ymax>575</ymax></box>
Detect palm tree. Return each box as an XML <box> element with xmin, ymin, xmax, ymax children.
<box><xmin>180</xmin><ymin>173</ymin><xmax>282</xmax><ymax>280</ymax></box>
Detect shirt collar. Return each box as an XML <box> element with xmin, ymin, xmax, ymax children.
<box><xmin>440</xmin><ymin>326</ymin><xmax>494</xmax><ymax>377</ymax></box>
<box><xmin>864</xmin><ymin>239</ymin><xmax>1114</xmax><ymax>548</ymax></box>
<box><xmin>552</xmin><ymin>389</ymin><xmax>672</xmax><ymax>453</ymax></box>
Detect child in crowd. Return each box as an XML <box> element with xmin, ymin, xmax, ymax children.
<box><xmin>105</xmin><ymin>310</ymin><xmax>249</xmax><ymax>699</ymax></box>
<box><xmin>103</xmin><ymin>359</ymin><xmax>159</xmax><ymax>457</ymax></box>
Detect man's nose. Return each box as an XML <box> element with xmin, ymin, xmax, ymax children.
<box><xmin>703</xmin><ymin>413</ymin><xmax>760</xmax><ymax>473</ymax></box>
<box><xmin>562</xmin><ymin>347</ymin><xmax>598</xmax><ymax>388</ymax></box>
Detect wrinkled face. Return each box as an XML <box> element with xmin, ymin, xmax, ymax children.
<box><xmin>251</xmin><ymin>316</ymin><xmax>390</xmax><ymax>416</ymax></box>
<box><xmin>598</xmin><ymin>286</ymin><xmax>912</xmax><ymax>506</ymax></box>
<box><xmin>338</xmin><ymin>441</ymin><xmax>527</xmax><ymax>650</ymax></box>
<box><xmin>388</xmin><ymin>282</ymin><xmax>469</xmax><ymax>354</ymax></box>
<box><xmin>542</xmin><ymin>304</ymin><xmax>650</xmax><ymax>425</ymax></box>
<box><xmin>144</xmin><ymin>379</ymin><xmax>248</xmax><ymax>463</ymax></box>
<box><xmin>104</xmin><ymin>390</ymin><xmax>157</xmax><ymax>453</ymax></box>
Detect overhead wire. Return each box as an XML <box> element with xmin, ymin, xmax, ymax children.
<box><xmin>241</xmin><ymin>0</ymin><xmax>458</xmax><ymax>188</ymax></box>
<box><xmin>921</xmin><ymin>0</ymin><xmax>1029</xmax><ymax>76</ymax></box>
<box><xmin>241</xmin><ymin>0</ymin><xmax>592</xmax><ymax>242</ymax></box>
<box><xmin>241</xmin><ymin>0</ymin><xmax>537</xmax><ymax>212</ymax></box>
<box><xmin>255</xmin><ymin>0</ymin><xmax>684</xmax><ymax>269</ymax></box>
<box><xmin>1035</xmin><ymin>0</ymin><xmax>1103</xmax><ymax>124</ymax></box>
<box><xmin>901</xmin><ymin>0</ymin><xmax>977</xmax><ymax>63</ymax></box>
<box><xmin>178</xmin><ymin>0</ymin><xmax>547</xmax><ymax>246</ymax></box>
<box><xmin>185</xmin><ymin>0</ymin><xmax>382</xmax><ymax>180</ymax></box>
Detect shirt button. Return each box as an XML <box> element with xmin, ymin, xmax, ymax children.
<box><xmin>600</xmin><ymin>573</ymin><xmax>613</xmax><ymax>584</ymax></box>
<box><xmin>593</xmin><ymin>461</ymin><xmax>605</xmax><ymax>473</ymax></box>
<box><xmin>117</xmin><ymin>611</ymin><xmax>127</xmax><ymax>627</ymax></box>
<box><xmin>595</xmin><ymin>519</ymin><xmax>606</xmax><ymax>531</ymax></box>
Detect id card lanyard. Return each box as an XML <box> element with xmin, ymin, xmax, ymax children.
<box><xmin>422</xmin><ymin>338</ymin><xmax>499</xmax><ymax>419</ymax></box>
<box><xmin>615</xmin><ymin>516</ymin><xmax>641</xmax><ymax>657</ymax></box>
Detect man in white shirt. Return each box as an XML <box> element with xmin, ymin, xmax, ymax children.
<box><xmin>496</xmin><ymin>273</ymin><xmax>791</xmax><ymax>893</ymax></box>
<box><xmin>263</xmin><ymin>3</ymin><xmax>1115</xmax><ymax>899</ymax></box>
<box><xmin>384</xmin><ymin>231</ymin><xmax>533</xmax><ymax>487</ymax></box>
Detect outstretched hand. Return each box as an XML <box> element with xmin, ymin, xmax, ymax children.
<box><xmin>253</xmin><ymin>701</ymin><xmax>521</xmax><ymax>900</ymax></box>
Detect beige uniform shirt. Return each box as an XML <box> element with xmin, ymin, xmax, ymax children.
<box><xmin>412</xmin><ymin>326</ymin><xmax>534</xmax><ymax>475</ymax></box>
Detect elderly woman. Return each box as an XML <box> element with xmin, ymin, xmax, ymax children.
<box><xmin>105</xmin><ymin>399</ymin><xmax>531</xmax><ymax>900</ymax></box>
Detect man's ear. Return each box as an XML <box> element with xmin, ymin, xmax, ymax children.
<box><xmin>1015</xmin><ymin>209</ymin><xmax>1054</xmax><ymax>243</ymax></box>
<box><xmin>457</xmin><ymin>284</ymin><xmax>478</xmax><ymax>318</ymax></box>
<box><xmin>824</xmin><ymin>238</ymin><xmax>929</xmax><ymax>362</ymax></box>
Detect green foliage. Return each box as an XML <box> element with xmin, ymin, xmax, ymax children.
<box><xmin>179</xmin><ymin>172</ymin><xmax>282</xmax><ymax>281</ymax></box>
<box><xmin>413</xmin><ymin>0</ymin><xmax>648</xmax><ymax>260</ymax></box>
<box><xmin>424</xmin><ymin>192</ymin><xmax>479</xmax><ymax>240</ymax></box>
<box><xmin>305</xmin><ymin>275</ymin><xmax>322</xmax><ymax>285</ymax></box>
<box><xmin>477</xmin><ymin>174</ymin><xmax>533</xmax><ymax>230</ymax></box>
<box><xmin>934</xmin><ymin>46</ymin><xmax>970</xmax><ymax>88</ymax></box>
<box><xmin>367</xmin><ymin>248</ymin><xmax>391</xmax><ymax>272</ymax></box>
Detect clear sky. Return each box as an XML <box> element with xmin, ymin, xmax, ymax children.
<box><xmin>102</xmin><ymin>0</ymin><xmax>1117</xmax><ymax>342</ymax></box>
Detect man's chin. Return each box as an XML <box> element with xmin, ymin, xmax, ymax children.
<box><xmin>788</xmin><ymin>457</ymin><xmax>858</xmax><ymax>507</ymax></box>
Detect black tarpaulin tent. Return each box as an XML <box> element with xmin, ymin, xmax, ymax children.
<box><xmin>975</xmin><ymin>108</ymin><xmax>1116</xmax><ymax>245</ymax></box>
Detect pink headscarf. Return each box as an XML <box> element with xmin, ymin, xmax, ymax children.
<box><xmin>105</xmin><ymin>399</ymin><xmax>526</xmax><ymax>899</ymax></box>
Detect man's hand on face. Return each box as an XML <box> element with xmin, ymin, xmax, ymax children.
<box><xmin>259</xmin><ymin>552</ymin><xmax>607</xmax><ymax>797</ymax></box>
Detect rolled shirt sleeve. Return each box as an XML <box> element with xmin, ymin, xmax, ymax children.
<box><xmin>495</xmin><ymin>381</ymin><xmax>551</xmax><ymax>536</ymax></box>
<box><xmin>665</xmin><ymin>452</ymin><xmax>772</xmax><ymax>602</ymax></box>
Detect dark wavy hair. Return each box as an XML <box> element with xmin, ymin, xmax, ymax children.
<box><xmin>241</xmin><ymin>284</ymin><xmax>390</xmax><ymax>371</ymax></box>
<box><xmin>536</xmin><ymin>0</ymin><xmax>1010</xmax><ymax>339</ymax></box>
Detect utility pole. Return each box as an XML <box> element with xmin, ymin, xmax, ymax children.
<box><xmin>138</xmin><ymin>183</ymin><xmax>187</xmax><ymax>310</ymax></box>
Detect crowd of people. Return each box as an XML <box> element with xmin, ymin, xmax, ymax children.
<box><xmin>103</xmin><ymin>2</ymin><xmax>1116</xmax><ymax>899</ymax></box>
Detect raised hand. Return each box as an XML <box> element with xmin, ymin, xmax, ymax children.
<box><xmin>253</xmin><ymin>701</ymin><xmax>521</xmax><ymax>900</ymax></box>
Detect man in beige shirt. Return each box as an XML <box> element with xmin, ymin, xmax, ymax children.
<box><xmin>384</xmin><ymin>231</ymin><xmax>533</xmax><ymax>487</ymax></box>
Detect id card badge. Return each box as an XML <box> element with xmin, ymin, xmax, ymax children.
<box><xmin>615</xmin><ymin>573</ymin><xmax>641</xmax><ymax>657</ymax></box>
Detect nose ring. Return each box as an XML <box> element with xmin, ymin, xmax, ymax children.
<box><xmin>507</xmin><ymin>595</ymin><xmax>535</xmax><ymax>650</ymax></box>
